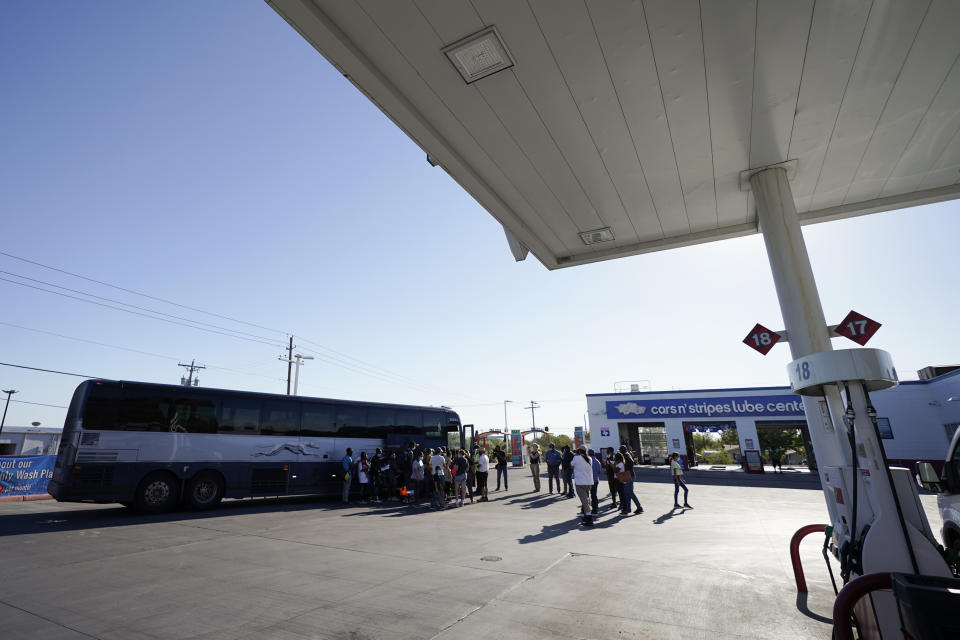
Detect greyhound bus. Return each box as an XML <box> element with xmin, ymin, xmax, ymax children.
<box><xmin>48</xmin><ymin>379</ymin><xmax>462</xmax><ymax>512</ymax></box>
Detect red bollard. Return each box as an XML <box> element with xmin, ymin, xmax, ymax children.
<box><xmin>790</xmin><ymin>523</ymin><xmax>828</xmax><ymax>592</ymax></box>
<box><xmin>832</xmin><ymin>573</ymin><xmax>892</xmax><ymax>640</ymax></box>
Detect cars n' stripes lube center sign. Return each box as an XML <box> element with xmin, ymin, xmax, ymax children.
<box><xmin>605</xmin><ymin>395</ymin><xmax>804</xmax><ymax>419</ymax></box>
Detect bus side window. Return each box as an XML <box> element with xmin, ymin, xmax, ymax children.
<box><xmin>220</xmin><ymin>397</ymin><xmax>262</xmax><ymax>434</ymax></box>
<box><xmin>302</xmin><ymin>402</ymin><xmax>336</xmax><ymax>437</ymax></box>
<box><xmin>396</xmin><ymin>409</ymin><xmax>423</xmax><ymax>434</ymax></box>
<box><xmin>367</xmin><ymin>407</ymin><xmax>396</xmax><ymax>433</ymax></box>
<box><xmin>170</xmin><ymin>394</ymin><xmax>219</xmax><ymax>434</ymax></box>
<box><xmin>262</xmin><ymin>400</ymin><xmax>300</xmax><ymax>436</ymax></box>
<box><xmin>336</xmin><ymin>405</ymin><xmax>368</xmax><ymax>438</ymax></box>
<box><xmin>423</xmin><ymin>411</ymin><xmax>444</xmax><ymax>440</ymax></box>
<box><xmin>120</xmin><ymin>390</ymin><xmax>169</xmax><ymax>432</ymax></box>
<box><xmin>82</xmin><ymin>383</ymin><xmax>123</xmax><ymax>430</ymax></box>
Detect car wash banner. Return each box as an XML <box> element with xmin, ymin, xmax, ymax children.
<box><xmin>606</xmin><ymin>395</ymin><xmax>805</xmax><ymax>419</ymax></box>
<box><xmin>0</xmin><ymin>455</ymin><xmax>55</xmax><ymax>497</ymax></box>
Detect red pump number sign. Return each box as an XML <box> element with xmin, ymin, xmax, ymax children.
<box><xmin>833</xmin><ymin>310</ymin><xmax>881</xmax><ymax>346</ymax></box>
<box><xmin>743</xmin><ymin>323</ymin><xmax>782</xmax><ymax>355</ymax></box>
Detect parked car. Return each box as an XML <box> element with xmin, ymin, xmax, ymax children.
<box><xmin>915</xmin><ymin>425</ymin><xmax>960</xmax><ymax>575</ymax></box>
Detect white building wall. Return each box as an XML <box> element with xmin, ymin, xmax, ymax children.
<box><xmin>0</xmin><ymin>427</ymin><xmax>62</xmax><ymax>456</ymax></box>
<box><xmin>587</xmin><ymin>371</ymin><xmax>959</xmax><ymax>467</ymax></box>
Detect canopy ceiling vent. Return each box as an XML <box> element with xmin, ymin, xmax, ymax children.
<box><xmin>442</xmin><ymin>26</ymin><xmax>514</xmax><ymax>84</ymax></box>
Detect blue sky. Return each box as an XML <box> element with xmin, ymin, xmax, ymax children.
<box><xmin>2</xmin><ymin>2</ymin><xmax>959</xmax><ymax>435</ymax></box>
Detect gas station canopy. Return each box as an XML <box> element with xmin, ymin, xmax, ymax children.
<box><xmin>268</xmin><ymin>0</ymin><xmax>960</xmax><ymax>269</ymax></box>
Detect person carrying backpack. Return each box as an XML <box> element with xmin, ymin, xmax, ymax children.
<box><xmin>341</xmin><ymin>448</ymin><xmax>354</xmax><ymax>504</ymax></box>
<box><xmin>545</xmin><ymin>443</ymin><xmax>562</xmax><ymax>494</ymax></box>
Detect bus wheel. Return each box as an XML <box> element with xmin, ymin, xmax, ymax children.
<box><xmin>134</xmin><ymin>472</ymin><xmax>180</xmax><ymax>513</ymax></box>
<box><xmin>184</xmin><ymin>471</ymin><xmax>224</xmax><ymax>510</ymax></box>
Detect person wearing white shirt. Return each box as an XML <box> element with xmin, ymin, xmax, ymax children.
<box><xmin>572</xmin><ymin>448</ymin><xmax>595</xmax><ymax>526</ymax></box>
<box><xmin>477</xmin><ymin>451</ymin><xmax>490</xmax><ymax>502</ymax></box>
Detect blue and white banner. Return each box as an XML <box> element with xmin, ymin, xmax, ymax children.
<box><xmin>0</xmin><ymin>455</ymin><xmax>55</xmax><ymax>497</ymax></box>
<box><xmin>606</xmin><ymin>395</ymin><xmax>804</xmax><ymax>419</ymax></box>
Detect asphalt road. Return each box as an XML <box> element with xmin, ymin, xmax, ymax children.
<box><xmin>0</xmin><ymin>468</ymin><xmax>943</xmax><ymax>639</ymax></box>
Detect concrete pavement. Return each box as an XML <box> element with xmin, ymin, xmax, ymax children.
<box><xmin>0</xmin><ymin>467</ymin><xmax>943</xmax><ymax>639</ymax></box>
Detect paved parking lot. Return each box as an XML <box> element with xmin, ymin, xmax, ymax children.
<box><xmin>0</xmin><ymin>468</ymin><xmax>942</xmax><ymax>639</ymax></box>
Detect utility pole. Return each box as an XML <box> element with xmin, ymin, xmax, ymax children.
<box><xmin>286</xmin><ymin>336</ymin><xmax>293</xmax><ymax>395</ymax></box>
<box><xmin>525</xmin><ymin>400</ymin><xmax>540</xmax><ymax>430</ymax></box>
<box><xmin>1</xmin><ymin>389</ymin><xmax>17</xmax><ymax>437</ymax></box>
<box><xmin>178</xmin><ymin>360</ymin><xmax>205</xmax><ymax>387</ymax></box>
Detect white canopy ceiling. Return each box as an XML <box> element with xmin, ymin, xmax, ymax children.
<box><xmin>268</xmin><ymin>0</ymin><xmax>960</xmax><ymax>269</ymax></box>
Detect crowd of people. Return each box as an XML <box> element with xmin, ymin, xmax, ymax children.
<box><xmin>338</xmin><ymin>442</ymin><xmax>515</xmax><ymax>509</ymax></box>
<box><xmin>337</xmin><ymin>441</ymin><xmax>692</xmax><ymax>524</ymax></box>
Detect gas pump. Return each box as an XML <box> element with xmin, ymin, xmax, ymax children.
<box><xmin>785</xmin><ymin>350</ymin><xmax>953</xmax><ymax>633</ymax></box>
<box><xmin>745</xmin><ymin>167</ymin><xmax>958</xmax><ymax>637</ymax></box>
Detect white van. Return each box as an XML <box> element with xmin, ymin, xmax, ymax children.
<box><xmin>916</xmin><ymin>425</ymin><xmax>960</xmax><ymax>570</ymax></box>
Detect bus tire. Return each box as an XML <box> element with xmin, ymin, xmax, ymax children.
<box><xmin>184</xmin><ymin>471</ymin><xmax>224</xmax><ymax>510</ymax></box>
<box><xmin>134</xmin><ymin>472</ymin><xmax>180</xmax><ymax>513</ymax></box>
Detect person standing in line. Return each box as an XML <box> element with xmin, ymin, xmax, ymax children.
<box><xmin>477</xmin><ymin>448</ymin><xmax>490</xmax><ymax>502</ymax></box>
<box><xmin>493</xmin><ymin>445</ymin><xmax>509</xmax><ymax>491</ymax></box>
<box><xmin>618</xmin><ymin>445</ymin><xmax>643</xmax><ymax>514</ymax></box>
<box><xmin>341</xmin><ymin>447</ymin><xmax>354</xmax><ymax>504</ymax></box>
<box><xmin>671</xmin><ymin>452</ymin><xmax>691</xmax><ymax>509</ymax></box>
<box><xmin>572</xmin><ymin>447</ymin><xmax>595</xmax><ymax>526</ymax></box>
<box><xmin>467</xmin><ymin>446</ymin><xmax>479</xmax><ymax>502</ymax></box>
<box><xmin>430</xmin><ymin>465</ymin><xmax>445</xmax><ymax>509</ymax></box>
<box><xmin>588</xmin><ymin>448</ymin><xmax>601</xmax><ymax>515</ymax></box>
<box><xmin>528</xmin><ymin>443</ymin><xmax>542</xmax><ymax>492</ymax></box>
<box><xmin>410</xmin><ymin>451</ymin><xmax>425</xmax><ymax>504</ymax></box>
<box><xmin>604</xmin><ymin>447</ymin><xmax>620</xmax><ymax>511</ymax></box>
<box><xmin>357</xmin><ymin>451</ymin><xmax>371</xmax><ymax>503</ymax></box>
<box><xmin>444</xmin><ymin>449</ymin><xmax>455</xmax><ymax>499</ymax></box>
<box><xmin>545</xmin><ymin>443</ymin><xmax>562</xmax><ymax>493</ymax></box>
<box><xmin>561</xmin><ymin>445</ymin><xmax>575</xmax><ymax>498</ymax></box>
<box><xmin>453</xmin><ymin>449</ymin><xmax>469</xmax><ymax>507</ymax></box>
<box><xmin>370</xmin><ymin>447</ymin><xmax>385</xmax><ymax>503</ymax></box>
<box><xmin>383</xmin><ymin>453</ymin><xmax>397</xmax><ymax>501</ymax></box>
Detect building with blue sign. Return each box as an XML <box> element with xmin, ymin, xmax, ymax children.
<box><xmin>587</xmin><ymin>366</ymin><xmax>960</xmax><ymax>471</ymax></box>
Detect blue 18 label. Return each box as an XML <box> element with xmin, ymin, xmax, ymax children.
<box><xmin>795</xmin><ymin>361</ymin><xmax>811</xmax><ymax>381</ymax></box>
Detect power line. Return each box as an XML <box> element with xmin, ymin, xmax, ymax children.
<box><xmin>0</xmin><ymin>250</ymin><xmax>289</xmax><ymax>335</ymax></box>
<box><xmin>0</xmin><ymin>321</ymin><xmax>286</xmax><ymax>382</ymax></box>
<box><xmin>0</xmin><ymin>361</ymin><xmax>98</xmax><ymax>378</ymax></box>
<box><xmin>10</xmin><ymin>398</ymin><xmax>67</xmax><ymax>408</ymax></box>
<box><xmin>0</xmin><ymin>252</ymin><xmax>475</xmax><ymax>399</ymax></box>
<box><xmin>0</xmin><ymin>276</ymin><xmax>283</xmax><ymax>347</ymax></box>
<box><xmin>0</xmin><ymin>270</ymin><xmax>282</xmax><ymax>344</ymax></box>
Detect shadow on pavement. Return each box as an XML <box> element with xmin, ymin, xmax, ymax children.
<box><xmin>652</xmin><ymin>508</ymin><xmax>686</xmax><ymax>525</ymax></box>
<box><xmin>796</xmin><ymin>591</ymin><xmax>832</xmax><ymax>624</ymax></box>
<box><xmin>0</xmin><ymin>494</ymin><xmax>390</xmax><ymax>536</ymax></box>
<box><xmin>632</xmin><ymin>467</ymin><xmax>822</xmax><ymax>491</ymax></box>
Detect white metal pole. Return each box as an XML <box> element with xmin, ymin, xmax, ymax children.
<box><xmin>750</xmin><ymin>168</ymin><xmax>850</xmax><ymax>495</ymax></box>
<box><xmin>750</xmin><ymin>167</ymin><xmax>948</xmax><ymax>635</ymax></box>
<box><xmin>293</xmin><ymin>358</ymin><xmax>302</xmax><ymax>396</ymax></box>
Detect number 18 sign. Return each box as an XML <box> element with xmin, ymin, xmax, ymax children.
<box><xmin>743</xmin><ymin>323</ymin><xmax>782</xmax><ymax>355</ymax></box>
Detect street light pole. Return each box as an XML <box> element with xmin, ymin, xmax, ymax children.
<box><xmin>503</xmin><ymin>400</ymin><xmax>512</xmax><ymax>434</ymax></box>
<box><xmin>292</xmin><ymin>354</ymin><xmax>314</xmax><ymax>396</ymax></box>
<box><xmin>1</xmin><ymin>389</ymin><xmax>17</xmax><ymax>438</ymax></box>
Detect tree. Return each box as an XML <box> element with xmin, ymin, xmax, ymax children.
<box><xmin>719</xmin><ymin>428</ymin><xmax>740</xmax><ymax>446</ymax></box>
<box><xmin>531</xmin><ymin>433</ymin><xmax>572</xmax><ymax>451</ymax></box>
<box><xmin>757</xmin><ymin>429</ymin><xmax>804</xmax><ymax>461</ymax></box>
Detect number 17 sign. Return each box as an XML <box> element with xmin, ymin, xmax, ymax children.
<box><xmin>743</xmin><ymin>323</ymin><xmax>782</xmax><ymax>355</ymax></box>
<box><xmin>834</xmin><ymin>310</ymin><xmax>881</xmax><ymax>346</ymax></box>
